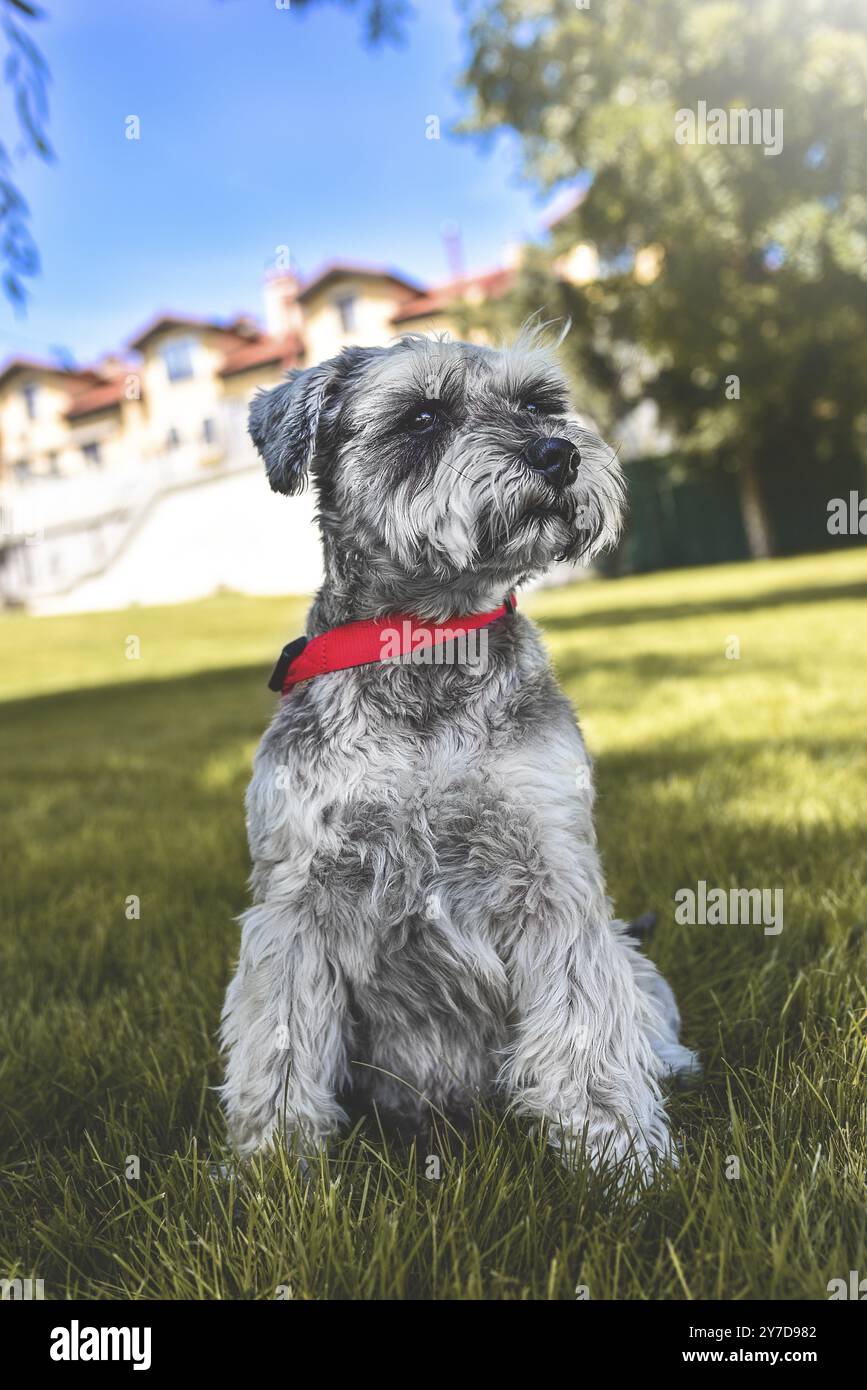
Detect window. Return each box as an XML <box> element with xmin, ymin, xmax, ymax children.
<box><xmin>13</xmin><ymin>459</ymin><xmax>31</xmax><ymax>481</ymax></box>
<box><xmin>82</xmin><ymin>442</ymin><xmax>102</xmax><ymax>467</ymax></box>
<box><xmin>22</xmin><ymin>383</ymin><xmax>38</xmax><ymax>420</ymax></box>
<box><xmin>166</xmin><ymin>427</ymin><xmax>181</xmax><ymax>450</ymax></box>
<box><xmin>162</xmin><ymin>337</ymin><xmax>195</xmax><ymax>382</ymax></box>
<box><xmin>46</xmin><ymin>452</ymin><xmax>60</xmax><ymax>477</ymax></box>
<box><xmin>202</xmin><ymin>417</ymin><xmax>218</xmax><ymax>445</ymax></box>
<box><xmin>334</xmin><ymin>294</ymin><xmax>357</xmax><ymax>333</ymax></box>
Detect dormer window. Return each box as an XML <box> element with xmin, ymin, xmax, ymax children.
<box><xmin>334</xmin><ymin>294</ymin><xmax>357</xmax><ymax>334</ymax></box>
<box><xmin>22</xmin><ymin>383</ymin><xmax>38</xmax><ymax>419</ymax></box>
<box><xmin>162</xmin><ymin>337</ymin><xmax>195</xmax><ymax>382</ymax></box>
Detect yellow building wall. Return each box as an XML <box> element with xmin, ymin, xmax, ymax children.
<box><xmin>381</xmin><ymin>310</ymin><xmax>493</xmax><ymax>348</ymax></box>
<box><xmin>0</xmin><ymin>375</ymin><xmax>82</xmax><ymax>478</ymax></box>
<box><xmin>218</xmin><ymin>362</ymin><xmax>287</xmax><ymax>454</ymax></box>
<box><xmin>66</xmin><ymin>397</ymin><xmax>146</xmax><ymax>474</ymax></box>
<box><xmin>0</xmin><ymin>374</ymin><xmax>157</xmax><ymax>480</ymax></box>
<box><xmin>0</xmin><ymin>292</ymin><xmax>499</xmax><ymax>487</ymax></box>
<box><xmin>139</xmin><ymin>330</ymin><xmax>229</xmax><ymax>462</ymax></box>
<box><xmin>302</xmin><ymin>279</ymin><xmax>413</xmax><ymax>365</ymax></box>
<box><xmin>404</xmin><ymin>312</ymin><xmax>494</xmax><ymax>345</ymax></box>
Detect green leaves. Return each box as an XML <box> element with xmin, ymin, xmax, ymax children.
<box><xmin>459</xmin><ymin>0</ymin><xmax>867</xmax><ymax>544</ymax></box>
<box><xmin>1</xmin><ymin>0</ymin><xmax>52</xmax><ymax>308</ymax></box>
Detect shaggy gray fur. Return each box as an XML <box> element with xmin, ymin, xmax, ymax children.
<box><xmin>221</xmin><ymin>332</ymin><xmax>698</xmax><ymax>1175</ymax></box>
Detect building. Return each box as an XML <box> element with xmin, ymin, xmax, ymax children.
<box><xmin>0</xmin><ymin>262</ymin><xmax>515</xmax><ymax>610</ymax></box>
<box><xmin>0</xmin><ymin>262</ymin><xmax>512</xmax><ymax>489</ymax></box>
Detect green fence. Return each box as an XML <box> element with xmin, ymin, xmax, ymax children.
<box><xmin>606</xmin><ymin>454</ymin><xmax>866</xmax><ymax>575</ymax></box>
<box><xmin>608</xmin><ymin>457</ymin><xmax>749</xmax><ymax>575</ymax></box>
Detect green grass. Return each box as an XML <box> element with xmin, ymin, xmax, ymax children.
<box><xmin>1</xmin><ymin>549</ymin><xmax>866</xmax><ymax>1300</ymax></box>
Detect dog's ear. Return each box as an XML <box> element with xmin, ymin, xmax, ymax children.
<box><xmin>249</xmin><ymin>346</ymin><xmax>382</xmax><ymax>495</ymax></box>
<box><xmin>248</xmin><ymin>359</ymin><xmax>338</xmax><ymax>495</ymax></box>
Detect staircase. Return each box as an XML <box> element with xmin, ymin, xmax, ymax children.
<box><xmin>0</xmin><ymin>450</ymin><xmax>322</xmax><ymax>614</ymax></box>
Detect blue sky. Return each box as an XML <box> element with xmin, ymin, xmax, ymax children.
<box><xmin>0</xmin><ymin>0</ymin><xmax>553</xmax><ymax>368</ymax></box>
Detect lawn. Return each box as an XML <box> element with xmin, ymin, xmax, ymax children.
<box><xmin>1</xmin><ymin>549</ymin><xmax>866</xmax><ymax>1300</ymax></box>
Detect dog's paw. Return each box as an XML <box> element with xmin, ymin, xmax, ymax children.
<box><xmin>656</xmin><ymin>1042</ymin><xmax>703</xmax><ymax>1090</ymax></box>
<box><xmin>547</xmin><ymin>1115</ymin><xmax>676</xmax><ymax>1183</ymax></box>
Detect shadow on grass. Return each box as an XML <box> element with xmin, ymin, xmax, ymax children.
<box><xmin>0</xmin><ymin>657</ymin><xmax>275</xmax><ymax>721</ymax></box>
<box><xmin>536</xmin><ymin>576</ymin><xmax>867</xmax><ymax>632</ymax></box>
<box><xmin>2</xmin><ymin>654</ymin><xmax>864</xmax><ymax>1165</ymax></box>
<box><xmin>552</xmin><ymin>647</ymin><xmax>801</xmax><ymax>688</ymax></box>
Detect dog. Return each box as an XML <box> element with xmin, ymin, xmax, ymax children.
<box><xmin>220</xmin><ymin>331</ymin><xmax>699</xmax><ymax>1176</ymax></box>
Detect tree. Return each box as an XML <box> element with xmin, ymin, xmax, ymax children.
<box><xmin>221</xmin><ymin>0</ymin><xmax>411</xmax><ymax>46</ymax></box>
<box><xmin>458</xmin><ymin>0</ymin><xmax>867</xmax><ymax>556</ymax></box>
<box><xmin>0</xmin><ymin>0</ymin><xmax>53</xmax><ymax>308</ymax></box>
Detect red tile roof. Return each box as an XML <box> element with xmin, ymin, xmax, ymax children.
<box><xmin>2</xmin><ymin>259</ymin><xmax>517</xmax><ymax>417</ymax></box>
<box><xmin>391</xmin><ymin>267</ymin><xmax>515</xmax><ymax>323</ymax></box>
<box><xmin>65</xmin><ymin>377</ymin><xmax>128</xmax><ymax>420</ymax></box>
<box><xmin>217</xmin><ymin>333</ymin><xmax>304</xmax><ymax>378</ymax></box>
<box><xmin>297</xmin><ymin>261</ymin><xmax>423</xmax><ymax>304</ymax></box>
<box><xmin>127</xmin><ymin>313</ymin><xmax>251</xmax><ymax>353</ymax></box>
<box><xmin>0</xmin><ymin>357</ymin><xmax>99</xmax><ymax>392</ymax></box>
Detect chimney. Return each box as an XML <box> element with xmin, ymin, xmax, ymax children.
<box><xmin>441</xmin><ymin>220</ymin><xmax>465</xmax><ymax>281</ymax></box>
<box><xmin>263</xmin><ymin>270</ymin><xmax>304</xmax><ymax>338</ymax></box>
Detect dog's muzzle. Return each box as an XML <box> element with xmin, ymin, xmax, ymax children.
<box><xmin>524</xmin><ymin>437</ymin><xmax>581</xmax><ymax>492</ymax></box>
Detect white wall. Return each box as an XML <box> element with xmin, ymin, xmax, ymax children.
<box><xmin>31</xmin><ymin>467</ymin><xmax>322</xmax><ymax>614</ymax></box>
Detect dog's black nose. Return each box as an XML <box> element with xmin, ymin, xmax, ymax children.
<box><xmin>525</xmin><ymin>437</ymin><xmax>580</xmax><ymax>490</ymax></box>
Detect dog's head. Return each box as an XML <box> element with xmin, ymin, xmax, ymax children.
<box><xmin>249</xmin><ymin>334</ymin><xmax>624</xmax><ymax>611</ymax></box>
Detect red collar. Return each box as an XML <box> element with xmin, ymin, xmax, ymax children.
<box><xmin>269</xmin><ymin>594</ymin><xmax>516</xmax><ymax>694</ymax></box>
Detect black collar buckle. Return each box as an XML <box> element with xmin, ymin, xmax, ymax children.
<box><xmin>267</xmin><ymin>635</ymin><xmax>308</xmax><ymax>692</ymax></box>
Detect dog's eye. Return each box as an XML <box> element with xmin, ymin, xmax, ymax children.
<box><xmin>521</xmin><ymin>398</ymin><xmax>567</xmax><ymax>417</ymax></box>
<box><xmin>407</xmin><ymin>405</ymin><xmax>439</xmax><ymax>433</ymax></box>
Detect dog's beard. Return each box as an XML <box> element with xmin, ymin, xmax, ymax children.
<box><xmin>475</xmin><ymin>458</ymin><xmax>624</xmax><ymax>575</ymax></box>
<box><xmin>375</xmin><ymin>481</ymin><xmax>618</xmax><ymax>588</ymax></box>
<box><xmin>481</xmin><ymin>490</ymin><xmax>579</xmax><ymax>568</ymax></box>
<box><xmin>335</xmin><ymin>430</ymin><xmax>624</xmax><ymax>591</ymax></box>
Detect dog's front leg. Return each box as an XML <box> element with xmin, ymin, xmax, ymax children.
<box><xmin>500</xmin><ymin>894</ymin><xmax>673</xmax><ymax>1177</ymax></box>
<box><xmin>220</xmin><ymin>901</ymin><xmax>350</xmax><ymax>1158</ymax></box>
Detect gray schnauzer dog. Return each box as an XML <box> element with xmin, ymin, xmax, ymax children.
<box><xmin>220</xmin><ymin>331</ymin><xmax>698</xmax><ymax>1175</ymax></box>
